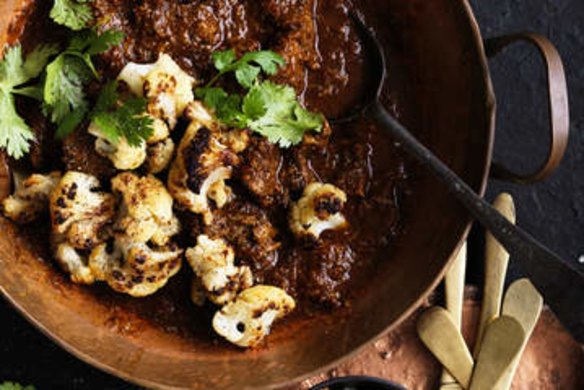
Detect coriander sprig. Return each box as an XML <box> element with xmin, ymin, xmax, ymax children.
<box><xmin>0</xmin><ymin>44</ymin><xmax>59</xmax><ymax>158</ymax></box>
<box><xmin>90</xmin><ymin>81</ymin><xmax>154</xmax><ymax>147</ymax></box>
<box><xmin>206</xmin><ymin>49</ymin><xmax>285</xmax><ymax>89</ymax></box>
<box><xmin>50</xmin><ymin>0</ymin><xmax>94</xmax><ymax>31</ymax></box>
<box><xmin>43</xmin><ymin>29</ymin><xmax>124</xmax><ymax>138</ymax></box>
<box><xmin>197</xmin><ymin>49</ymin><xmax>324</xmax><ymax>148</ymax></box>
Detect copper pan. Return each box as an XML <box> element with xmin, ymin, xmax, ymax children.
<box><xmin>0</xmin><ymin>0</ymin><xmax>569</xmax><ymax>389</ymax></box>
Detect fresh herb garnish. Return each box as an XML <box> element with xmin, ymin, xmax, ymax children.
<box><xmin>207</xmin><ymin>49</ymin><xmax>286</xmax><ymax>89</ymax></box>
<box><xmin>0</xmin><ymin>44</ymin><xmax>59</xmax><ymax>158</ymax></box>
<box><xmin>0</xmin><ymin>381</ymin><xmax>35</xmax><ymax>390</ymax></box>
<box><xmin>50</xmin><ymin>0</ymin><xmax>94</xmax><ymax>31</ymax></box>
<box><xmin>43</xmin><ymin>29</ymin><xmax>124</xmax><ymax>138</ymax></box>
<box><xmin>197</xmin><ymin>49</ymin><xmax>324</xmax><ymax>148</ymax></box>
<box><xmin>90</xmin><ymin>81</ymin><xmax>154</xmax><ymax>147</ymax></box>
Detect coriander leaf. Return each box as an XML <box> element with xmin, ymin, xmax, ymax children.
<box><xmin>0</xmin><ymin>44</ymin><xmax>58</xmax><ymax>158</ymax></box>
<box><xmin>55</xmin><ymin>107</ymin><xmax>87</xmax><ymax>139</ymax></box>
<box><xmin>0</xmin><ymin>45</ymin><xmax>58</xmax><ymax>87</ymax></box>
<box><xmin>0</xmin><ymin>89</ymin><xmax>35</xmax><ymax>159</ymax></box>
<box><xmin>239</xmin><ymin>51</ymin><xmax>285</xmax><ymax>76</ymax></box>
<box><xmin>212</xmin><ymin>49</ymin><xmax>237</xmax><ymax>72</ymax></box>
<box><xmin>242</xmin><ymin>81</ymin><xmax>323</xmax><ymax>147</ymax></box>
<box><xmin>91</xmin><ymin>82</ymin><xmax>154</xmax><ymax>147</ymax></box>
<box><xmin>92</xmin><ymin>80</ymin><xmax>118</xmax><ymax>114</ymax></box>
<box><xmin>42</xmin><ymin>29</ymin><xmax>123</xmax><ymax>134</ymax></box>
<box><xmin>86</xmin><ymin>29</ymin><xmax>124</xmax><ymax>56</ymax></box>
<box><xmin>195</xmin><ymin>87</ymin><xmax>229</xmax><ymax>111</ymax></box>
<box><xmin>50</xmin><ymin>0</ymin><xmax>94</xmax><ymax>31</ymax></box>
<box><xmin>43</xmin><ymin>55</ymin><xmax>91</xmax><ymax>124</ymax></box>
<box><xmin>235</xmin><ymin>63</ymin><xmax>261</xmax><ymax>89</ymax></box>
<box><xmin>206</xmin><ymin>49</ymin><xmax>285</xmax><ymax>88</ymax></box>
<box><xmin>0</xmin><ymin>382</ymin><xmax>35</xmax><ymax>390</ymax></box>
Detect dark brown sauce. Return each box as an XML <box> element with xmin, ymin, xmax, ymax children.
<box><xmin>9</xmin><ymin>0</ymin><xmax>412</xmax><ymax>343</ymax></box>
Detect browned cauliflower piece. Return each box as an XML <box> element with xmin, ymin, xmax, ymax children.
<box><xmin>118</xmin><ymin>53</ymin><xmax>196</xmax><ymax>128</ymax></box>
<box><xmin>89</xmin><ymin>122</ymin><xmax>148</xmax><ymax>171</ymax></box>
<box><xmin>146</xmin><ymin>137</ymin><xmax>175</xmax><ymax>174</ymax></box>
<box><xmin>49</xmin><ymin>172</ymin><xmax>116</xmax><ymax>284</ymax></box>
<box><xmin>112</xmin><ymin>172</ymin><xmax>180</xmax><ymax>246</ymax></box>
<box><xmin>289</xmin><ymin>182</ymin><xmax>348</xmax><ymax>242</ymax></box>
<box><xmin>82</xmin><ymin>173</ymin><xmax>184</xmax><ymax>297</ymax></box>
<box><xmin>186</xmin><ymin>235</ymin><xmax>253</xmax><ymax>306</ymax></box>
<box><xmin>2</xmin><ymin>172</ymin><xmax>61</xmax><ymax>224</ymax></box>
<box><xmin>168</xmin><ymin>101</ymin><xmax>249</xmax><ymax>224</ymax></box>
<box><xmin>89</xmin><ymin>238</ymin><xmax>183</xmax><ymax>298</ymax></box>
<box><xmin>212</xmin><ymin>285</ymin><xmax>296</xmax><ymax>348</ymax></box>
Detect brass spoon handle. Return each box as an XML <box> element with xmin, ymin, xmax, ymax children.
<box><xmin>440</xmin><ymin>243</ymin><xmax>467</xmax><ymax>389</ymax></box>
<box><xmin>495</xmin><ymin>279</ymin><xmax>543</xmax><ymax>390</ymax></box>
<box><xmin>473</xmin><ymin>194</ymin><xmax>516</xmax><ymax>358</ymax></box>
<box><xmin>418</xmin><ymin>307</ymin><xmax>474</xmax><ymax>389</ymax></box>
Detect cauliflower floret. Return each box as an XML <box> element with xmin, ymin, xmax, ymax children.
<box><xmin>168</xmin><ymin>102</ymin><xmax>249</xmax><ymax>224</ymax></box>
<box><xmin>186</xmin><ymin>235</ymin><xmax>253</xmax><ymax>306</ymax></box>
<box><xmin>50</xmin><ymin>172</ymin><xmax>116</xmax><ymax>284</ymax></box>
<box><xmin>289</xmin><ymin>182</ymin><xmax>348</xmax><ymax>242</ymax></box>
<box><xmin>212</xmin><ymin>285</ymin><xmax>296</xmax><ymax>348</ymax></box>
<box><xmin>111</xmin><ymin>173</ymin><xmax>180</xmax><ymax>246</ymax></box>
<box><xmin>2</xmin><ymin>172</ymin><xmax>61</xmax><ymax>224</ymax></box>
<box><xmin>118</xmin><ymin>53</ymin><xmax>196</xmax><ymax>128</ymax></box>
<box><xmin>50</xmin><ymin>172</ymin><xmax>116</xmax><ymax>251</ymax></box>
<box><xmin>89</xmin><ymin>238</ymin><xmax>182</xmax><ymax>297</ymax></box>
<box><xmin>89</xmin><ymin>122</ymin><xmax>147</xmax><ymax>171</ymax></box>
<box><xmin>147</xmin><ymin>138</ymin><xmax>175</xmax><ymax>174</ymax></box>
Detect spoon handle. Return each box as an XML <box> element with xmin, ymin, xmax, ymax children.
<box><xmin>371</xmin><ymin>102</ymin><xmax>584</xmax><ymax>343</ymax></box>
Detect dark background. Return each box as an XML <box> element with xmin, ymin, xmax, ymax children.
<box><xmin>1</xmin><ymin>1</ymin><xmax>582</xmax><ymax>388</ymax></box>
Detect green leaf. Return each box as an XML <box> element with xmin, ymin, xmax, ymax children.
<box><xmin>55</xmin><ymin>106</ymin><xmax>87</xmax><ymax>139</ymax></box>
<box><xmin>50</xmin><ymin>1</ymin><xmax>92</xmax><ymax>31</ymax></box>
<box><xmin>0</xmin><ymin>381</ymin><xmax>35</xmax><ymax>390</ymax></box>
<box><xmin>243</xmin><ymin>81</ymin><xmax>323</xmax><ymax>147</ymax></box>
<box><xmin>195</xmin><ymin>87</ymin><xmax>229</xmax><ymax>111</ymax></box>
<box><xmin>50</xmin><ymin>0</ymin><xmax>94</xmax><ymax>31</ymax></box>
<box><xmin>91</xmin><ymin>83</ymin><xmax>154</xmax><ymax>147</ymax></box>
<box><xmin>235</xmin><ymin>63</ymin><xmax>261</xmax><ymax>89</ymax></box>
<box><xmin>43</xmin><ymin>55</ymin><xmax>90</xmax><ymax>124</ymax></box>
<box><xmin>42</xmin><ymin>29</ymin><xmax>123</xmax><ymax>129</ymax></box>
<box><xmin>206</xmin><ymin>49</ymin><xmax>285</xmax><ymax>88</ymax></box>
<box><xmin>86</xmin><ymin>29</ymin><xmax>124</xmax><ymax>55</ymax></box>
<box><xmin>212</xmin><ymin>49</ymin><xmax>237</xmax><ymax>72</ymax></box>
<box><xmin>0</xmin><ymin>89</ymin><xmax>35</xmax><ymax>159</ymax></box>
<box><xmin>240</xmin><ymin>51</ymin><xmax>285</xmax><ymax>76</ymax></box>
<box><xmin>0</xmin><ymin>44</ymin><xmax>57</xmax><ymax>158</ymax></box>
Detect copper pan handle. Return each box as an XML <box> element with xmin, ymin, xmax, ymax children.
<box><xmin>485</xmin><ymin>33</ymin><xmax>569</xmax><ymax>184</ymax></box>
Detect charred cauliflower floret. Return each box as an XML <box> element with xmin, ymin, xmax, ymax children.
<box><xmin>147</xmin><ymin>137</ymin><xmax>175</xmax><ymax>174</ymax></box>
<box><xmin>49</xmin><ymin>172</ymin><xmax>116</xmax><ymax>284</ymax></box>
<box><xmin>111</xmin><ymin>173</ymin><xmax>180</xmax><ymax>246</ymax></box>
<box><xmin>2</xmin><ymin>172</ymin><xmax>61</xmax><ymax>224</ymax></box>
<box><xmin>89</xmin><ymin>238</ymin><xmax>183</xmax><ymax>298</ymax></box>
<box><xmin>212</xmin><ymin>285</ymin><xmax>296</xmax><ymax>348</ymax></box>
<box><xmin>290</xmin><ymin>182</ymin><xmax>348</xmax><ymax>242</ymax></box>
<box><xmin>118</xmin><ymin>53</ymin><xmax>196</xmax><ymax>128</ymax></box>
<box><xmin>186</xmin><ymin>235</ymin><xmax>253</xmax><ymax>306</ymax></box>
<box><xmin>89</xmin><ymin>122</ymin><xmax>148</xmax><ymax>171</ymax></box>
<box><xmin>83</xmin><ymin>173</ymin><xmax>183</xmax><ymax>297</ymax></box>
<box><xmin>168</xmin><ymin>101</ymin><xmax>249</xmax><ymax>224</ymax></box>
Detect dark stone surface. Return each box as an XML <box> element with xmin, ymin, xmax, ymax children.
<box><xmin>1</xmin><ymin>1</ymin><xmax>582</xmax><ymax>388</ymax></box>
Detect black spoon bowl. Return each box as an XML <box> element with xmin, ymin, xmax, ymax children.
<box><xmin>339</xmin><ymin>13</ymin><xmax>584</xmax><ymax>343</ymax></box>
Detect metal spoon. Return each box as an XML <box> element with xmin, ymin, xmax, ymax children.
<box><xmin>343</xmin><ymin>13</ymin><xmax>584</xmax><ymax>343</ymax></box>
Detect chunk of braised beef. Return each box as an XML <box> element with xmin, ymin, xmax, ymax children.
<box><xmin>62</xmin><ymin>130</ymin><xmax>117</xmax><ymax>182</ymax></box>
<box><xmin>240</xmin><ymin>136</ymin><xmax>287</xmax><ymax>207</ymax></box>
<box><xmin>204</xmin><ymin>200</ymin><xmax>280</xmax><ymax>277</ymax></box>
<box><xmin>296</xmin><ymin>240</ymin><xmax>354</xmax><ymax>307</ymax></box>
<box><xmin>331</xmin><ymin>140</ymin><xmax>371</xmax><ymax>198</ymax></box>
